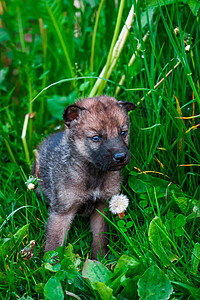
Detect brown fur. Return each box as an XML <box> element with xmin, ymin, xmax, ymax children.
<box><xmin>36</xmin><ymin>96</ymin><xmax>136</xmax><ymax>259</ymax></box>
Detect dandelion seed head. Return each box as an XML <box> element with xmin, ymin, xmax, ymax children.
<box><xmin>109</xmin><ymin>194</ymin><xmax>129</xmax><ymax>214</ymax></box>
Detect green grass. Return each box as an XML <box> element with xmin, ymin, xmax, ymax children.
<box><xmin>0</xmin><ymin>0</ymin><xmax>200</xmax><ymax>299</ymax></box>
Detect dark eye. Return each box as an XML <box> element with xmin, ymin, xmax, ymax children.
<box><xmin>120</xmin><ymin>131</ymin><xmax>127</xmax><ymax>137</ymax></box>
<box><xmin>91</xmin><ymin>135</ymin><xmax>100</xmax><ymax>142</ymax></box>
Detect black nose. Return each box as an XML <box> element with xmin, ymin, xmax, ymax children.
<box><xmin>113</xmin><ymin>152</ymin><xmax>127</xmax><ymax>163</ymax></box>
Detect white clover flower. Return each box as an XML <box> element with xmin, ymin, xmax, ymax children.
<box><xmin>27</xmin><ymin>183</ymin><xmax>35</xmax><ymax>190</ymax></box>
<box><xmin>109</xmin><ymin>194</ymin><xmax>129</xmax><ymax>215</ymax></box>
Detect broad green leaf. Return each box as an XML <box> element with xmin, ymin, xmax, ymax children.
<box><xmin>0</xmin><ymin>239</ymin><xmax>11</xmax><ymax>259</ymax></box>
<box><xmin>187</xmin><ymin>0</ymin><xmax>200</xmax><ymax>15</ymax></box>
<box><xmin>82</xmin><ymin>259</ymin><xmax>112</xmax><ymax>284</ymax></box>
<box><xmin>0</xmin><ymin>224</ymin><xmax>30</xmax><ymax>259</ymax></box>
<box><xmin>0</xmin><ymin>68</ymin><xmax>8</xmax><ymax>91</ymax></box>
<box><xmin>61</xmin><ymin>243</ymin><xmax>81</xmax><ymax>270</ymax></box>
<box><xmin>126</xmin><ymin>221</ymin><xmax>134</xmax><ymax>228</ymax></box>
<box><xmin>147</xmin><ymin>0</ymin><xmax>200</xmax><ymax>15</ymax></box>
<box><xmin>128</xmin><ymin>175</ymin><xmax>151</xmax><ymax>193</ymax></box>
<box><xmin>44</xmin><ymin>262</ymin><xmax>61</xmax><ymax>272</ymax></box>
<box><xmin>141</xmin><ymin>8</ymin><xmax>154</xmax><ymax>28</ymax></box>
<box><xmin>92</xmin><ymin>282</ymin><xmax>115</xmax><ymax>300</ymax></box>
<box><xmin>44</xmin><ymin>277</ymin><xmax>64</xmax><ymax>300</ymax></box>
<box><xmin>79</xmin><ymin>81</ymin><xmax>90</xmax><ymax>92</ymax></box>
<box><xmin>149</xmin><ymin>217</ymin><xmax>177</xmax><ymax>263</ymax></box>
<box><xmin>43</xmin><ymin>250</ymin><xmax>59</xmax><ymax>265</ymax></box>
<box><xmin>175</xmin><ymin>227</ymin><xmax>184</xmax><ymax>237</ymax></box>
<box><xmin>128</xmin><ymin>174</ymin><xmax>183</xmax><ymax>199</ymax></box>
<box><xmin>117</xmin><ymin>220</ymin><xmax>126</xmax><ymax>228</ymax></box>
<box><xmin>113</xmin><ymin>255</ymin><xmax>140</xmax><ymax>278</ymax></box>
<box><xmin>38</xmin><ymin>0</ymin><xmax>74</xmax><ymax>77</ymax></box>
<box><xmin>39</xmin><ymin>0</ymin><xmax>64</xmax><ymax>29</ymax></box>
<box><xmin>187</xmin><ymin>201</ymin><xmax>200</xmax><ymax>220</ymax></box>
<box><xmin>47</xmin><ymin>92</ymin><xmax>77</xmax><ymax>120</ymax></box>
<box><xmin>148</xmin><ymin>0</ymin><xmax>181</xmax><ymax>7</ymax></box>
<box><xmin>171</xmin><ymin>191</ymin><xmax>188</xmax><ymax>214</ymax></box>
<box><xmin>108</xmin><ymin>255</ymin><xmax>141</xmax><ymax>292</ymax></box>
<box><xmin>139</xmin><ymin>200</ymin><xmax>148</xmax><ymax>208</ymax></box>
<box><xmin>12</xmin><ymin>224</ymin><xmax>30</xmax><ymax>246</ymax></box>
<box><xmin>44</xmin><ymin>250</ymin><xmax>58</xmax><ymax>260</ymax></box>
<box><xmin>120</xmin><ymin>277</ymin><xmax>138</xmax><ymax>299</ymax></box>
<box><xmin>65</xmin><ymin>269</ymin><xmax>85</xmax><ymax>290</ymax></box>
<box><xmin>0</xmin><ymin>28</ymin><xmax>9</xmax><ymax>44</ymax></box>
<box><xmin>55</xmin><ymin>270</ymin><xmax>67</xmax><ymax>281</ymax></box>
<box><xmin>172</xmin><ymin>281</ymin><xmax>200</xmax><ymax>298</ymax></box>
<box><xmin>174</xmin><ymin>214</ymin><xmax>186</xmax><ymax>228</ymax></box>
<box><xmin>191</xmin><ymin>243</ymin><xmax>200</xmax><ymax>273</ymax></box>
<box><xmin>138</xmin><ymin>265</ymin><xmax>173</xmax><ymax>300</ymax></box>
<box><xmin>84</xmin><ymin>0</ymin><xmax>99</xmax><ymax>8</ymax></box>
<box><xmin>35</xmin><ymin>282</ymin><xmax>45</xmax><ymax>294</ymax></box>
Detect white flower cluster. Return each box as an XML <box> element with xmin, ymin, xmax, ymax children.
<box><xmin>109</xmin><ymin>194</ymin><xmax>129</xmax><ymax>214</ymax></box>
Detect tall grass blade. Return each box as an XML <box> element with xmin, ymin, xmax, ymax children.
<box><xmin>39</xmin><ymin>0</ymin><xmax>74</xmax><ymax>79</ymax></box>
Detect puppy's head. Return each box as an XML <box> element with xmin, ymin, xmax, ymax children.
<box><xmin>63</xmin><ymin>96</ymin><xmax>136</xmax><ymax>171</ymax></box>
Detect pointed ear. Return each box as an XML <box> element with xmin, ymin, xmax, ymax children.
<box><xmin>118</xmin><ymin>101</ymin><xmax>137</xmax><ymax>112</ymax></box>
<box><xmin>63</xmin><ymin>105</ymin><xmax>85</xmax><ymax>127</ymax></box>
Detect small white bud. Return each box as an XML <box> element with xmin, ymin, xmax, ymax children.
<box><xmin>174</xmin><ymin>27</ymin><xmax>179</xmax><ymax>35</ymax></box>
<box><xmin>185</xmin><ymin>45</ymin><xmax>191</xmax><ymax>52</ymax></box>
<box><xmin>28</xmin><ymin>183</ymin><xmax>35</xmax><ymax>190</ymax></box>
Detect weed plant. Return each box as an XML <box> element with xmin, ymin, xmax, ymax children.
<box><xmin>0</xmin><ymin>0</ymin><xmax>200</xmax><ymax>299</ymax></box>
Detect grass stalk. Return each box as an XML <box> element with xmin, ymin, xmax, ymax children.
<box><xmin>39</xmin><ymin>18</ymin><xmax>48</xmax><ymax>124</ymax></box>
<box><xmin>96</xmin><ymin>209</ymin><xmax>141</xmax><ymax>257</ymax></box>
<box><xmin>115</xmin><ymin>30</ymin><xmax>149</xmax><ymax>96</ymax></box>
<box><xmin>27</xmin><ymin>71</ymin><xmax>33</xmax><ymax>150</ymax></box>
<box><xmin>89</xmin><ymin>3</ymin><xmax>135</xmax><ymax>97</ymax></box>
<box><xmin>136</xmin><ymin>60</ymin><xmax>181</xmax><ymax>106</ymax></box>
<box><xmin>3</xmin><ymin>138</ymin><xmax>25</xmax><ymax>180</ymax></box>
<box><xmin>158</xmin><ymin>3</ymin><xmax>200</xmax><ymax>109</ymax></box>
<box><xmin>17</xmin><ymin>5</ymin><xmax>34</xmax><ymax>149</ymax></box>
<box><xmin>3</xmin><ymin>137</ymin><xmax>17</xmax><ymax>165</ymax></box>
<box><xmin>21</xmin><ymin>113</ymin><xmax>31</xmax><ymax>166</ymax></box>
<box><xmin>17</xmin><ymin>6</ymin><xmax>25</xmax><ymax>52</ymax></box>
<box><xmin>100</xmin><ymin>5</ymin><xmax>135</xmax><ymax>92</ymax></box>
<box><xmin>30</xmin><ymin>76</ymin><xmax>126</xmax><ymax>104</ymax></box>
<box><xmin>90</xmin><ymin>0</ymin><xmax>105</xmax><ymax>74</ymax></box>
<box><xmin>45</xmin><ymin>0</ymin><xmax>75</xmax><ymax>81</ymax></box>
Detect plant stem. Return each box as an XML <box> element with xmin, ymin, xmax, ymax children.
<box><xmin>30</xmin><ymin>76</ymin><xmax>126</xmax><ymax>104</ymax></box>
<box><xmin>22</xmin><ymin>114</ymin><xmax>31</xmax><ymax>166</ymax></box>
<box><xmin>89</xmin><ymin>2</ymin><xmax>135</xmax><ymax>97</ymax></box>
<box><xmin>89</xmin><ymin>0</ymin><xmax>126</xmax><ymax>97</ymax></box>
